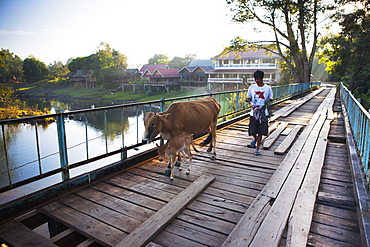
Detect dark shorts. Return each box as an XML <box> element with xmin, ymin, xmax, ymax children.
<box><xmin>248</xmin><ymin>116</ymin><xmax>268</xmax><ymax>136</ymax></box>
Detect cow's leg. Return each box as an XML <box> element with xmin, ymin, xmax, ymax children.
<box><xmin>164</xmin><ymin>161</ymin><xmax>171</xmax><ymax>176</ymax></box>
<box><xmin>210</xmin><ymin>122</ymin><xmax>217</xmax><ymax>160</ymax></box>
<box><xmin>178</xmin><ymin>151</ymin><xmax>187</xmax><ymax>171</ymax></box>
<box><xmin>170</xmin><ymin>155</ymin><xmax>176</xmax><ymax>180</ymax></box>
<box><xmin>175</xmin><ymin>153</ymin><xmax>181</xmax><ymax>167</ymax></box>
<box><xmin>201</xmin><ymin>133</ymin><xmax>212</xmax><ymax>146</ymax></box>
<box><xmin>186</xmin><ymin>151</ymin><xmax>192</xmax><ymax>174</ymax></box>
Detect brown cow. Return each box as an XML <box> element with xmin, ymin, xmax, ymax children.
<box><xmin>142</xmin><ymin>97</ymin><xmax>220</xmax><ymax>160</ymax></box>
<box><xmin>157</xmin><ymin>133</ymin><xmax>199</xmax><ymax>179</ymax></box>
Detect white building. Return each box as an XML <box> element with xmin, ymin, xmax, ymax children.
<box><xmin>207</xmin><ymin>50</ymin><xmax>281</xmax><ymax>85</ymax></box>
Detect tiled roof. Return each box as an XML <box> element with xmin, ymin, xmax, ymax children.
<box><xmin>212</xmin><ymin>50</ymin><xmax>280</xmax><ymax>60</ymax></box>
<box><xmin>143</xmin><ymin>68</ymin><xmax>180</xmax><ymax>78</ymax></box>
<box><xmin>139</xmin><ymin>64</ymin><xmax>168</xmax><ymax>73</ymax></box>
<box><xmin>65</xmin><ymin>70</ymin><xmax>91</xmax><ymax>78</ymax></box>
<box><xmin>179</xmin><ymin>66</ymin><xmax>214</xmax><ymax>74</ymax></box>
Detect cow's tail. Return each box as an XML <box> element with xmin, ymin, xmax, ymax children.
<box><xmin>191</xmin><ymin>135</ymin><xmax>199</xmax><ymax>153</ymax></box>
<box><xmin>200</xmin><ymin>133</ymin><xmax>212</xmax><ymax>146</ymax></box>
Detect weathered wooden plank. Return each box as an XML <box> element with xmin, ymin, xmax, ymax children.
<box><xmin>152</xmin><ymin>230</ymin><xmax>206</xmax><ymax>247</ymax></box>
<box><xmin>0</xmin><ymin>220</ymin><xmax>57</xmax><ymax>247</ymax></box>
<box><xmin>222</xmin><ymin>88</ymin><xmax>334</xmax><ymax>247</ymax></box>
<box><xmin>40</xmin><ymin>201</ymin><xmax>126</xmax><ymax>246</ymax></box>
<box><xmin>221</xmin><ymin>194</ymin><xmax>272</xmax><ymax>247</ymax></box>
<box><xmin>318</xmin><ymin>191</ymin><xmax>356</xmax><ymax>206</ymax></box>
<box><xmin>285</xmin><ymin>119</ymin><xmax>331</xmax><ymax>247</ymax></box>
<box><xmin>178</xmin><ymin>209</ymin><xmax>236</xmax><ymax>235</ymax></box>
<box><xmin>274</xmin><ymin>124</ymin><xmax>303</xmax><ymax>154</ymax></box>
<box><xmin>164</xmin><ymin>219</ymin><xmax>227</xmax><ymax>246</ymax></box>
<box><xmin>262</xmin><ymin>122</ymin><xmax>289</xmax><ymax>149</ymax></box>
<box><xmin>115</xmin><ymin>175</ymin><xmax>215</xmax><ymax>247</ymax></box>
<box><xmin>249</xmin><ymin>120</ymin><xmax>327</xmax><ymax>246</ymax></box>
<box><xmin>270</xmin><ymin>88</ymin><xmax>324</xmax><ymax>120</ymax></box>
<box><xmin>281</xmin><ymin>127</ymin><xmax>293</xmax><ymax>136</ymax></box>
<box><xmin>248</xmin><ymin>90</ymin><xmax>335</xmax><ymax>246</ymax></box>
<box><xmin>310</xmin><ymin>221</ymin><xmax>362</xmax><ymax>245</ymax></box>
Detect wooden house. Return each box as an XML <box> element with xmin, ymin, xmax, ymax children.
<box><xmin>65</xmin><ymin>70</ymin><xmax>96</xmax><ymax>88</ymax></box>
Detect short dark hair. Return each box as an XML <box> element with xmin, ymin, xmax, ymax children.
<box><xmin>254</xmin><ymin>70</ymin><xmax>264</xmax><ymax>79</ymax></box>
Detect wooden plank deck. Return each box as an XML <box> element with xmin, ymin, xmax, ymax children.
<box><xmin>0</xmin><ymin>85</ymin><xmax>367</xmax><ymax>247</ymax></box>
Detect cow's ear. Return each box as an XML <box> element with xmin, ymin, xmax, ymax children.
<box><xmin>159</xmin><ymin>113</ymin><xmax>171</xmax><ymax>120</ymax></box>
<box><xmin>146</xmin><ymin>112</ymin><xmax>155</xmax><ymax>117</ymax></box>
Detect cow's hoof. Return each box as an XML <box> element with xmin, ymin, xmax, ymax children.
<box><xmin>186</xmin><ymin>171</ymin><xmax>190</xmax><ymax>174</ymax></box>
<box><xmin>164</xmin><ymin>170</ymin><xmax>171</xmax><ymax>176</ymax></box>
<box><xmin>207</xmin><ymin>147</ymin><xmax>212</xmax><ymax>152</ymax></box>
<box><xmin>211</xmin><ymin>156</ymin><xmax>216</xmax><ymax>160</ymax></box>
<box><xmin>170</xmin><ymin>176</ymin><xmax>174</xmax><ymax>180</ymax></box>
<box><xmin>175</xmin><ymin>161</ymin><xmax>181</xmax><ymax>167</ymax></box>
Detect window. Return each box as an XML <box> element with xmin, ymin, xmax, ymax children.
<box><xmin>262</xmin><ymin>58</ymin><xmax>275</xmax><ymax>64</ymax></box>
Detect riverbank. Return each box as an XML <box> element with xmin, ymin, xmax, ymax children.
<box><xmin>15</xmin><ymin>83</ymin><xmax>207</xmax><ymax>104</ymax></box>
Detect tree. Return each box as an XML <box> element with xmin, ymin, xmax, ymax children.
<box><xmin>226</xmin><ymin>0</ymin><xmax>336</xmax><ymax>83</ymax></box>
<box><xmin>67</xmin><ymin>42</ymin><xmax>128</xmax><ymax>85</ymax></box>
<box><xmin>169</xmin><ymin>54</ymin><xmax>196</xmax><ymax>69</ymax></box>
<box><xmin>0</xmin><ymin>49</ymin><xmax>24</xmax><ymax>83</ymax></box>
<box><xmin>318</xmin><ymin>5</ymin><xmax>370</xmax><ymax>109</ymax></box>
<box><xmin>23</xmin><ymin>56</ymin><xmax>50</xmax><ymax>83</ymax></box>
<box><xmin>48</xmin><ymin>61</ymin><xmax>69</xmax><ymax>78</ymax></box>
<box><xmin>148</xmin><ymin>54</ymin><xmax>169</xmax><ymax>65</ymax></box>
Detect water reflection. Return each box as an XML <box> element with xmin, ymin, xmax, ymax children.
<box><xmin>0</xmin><ymin>97</ymin><xmax>160</xmax><ymax>190</ymax></box>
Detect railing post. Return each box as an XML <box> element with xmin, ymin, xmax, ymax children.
<box><xmin>1</xmin><ymin>124</ymin><xmax>12</xmax><ymax>187</ymax></box>
<box><xmin>235</xmin><ymin>91</ymin><xmax>240</xmax><ymax>112</ymax></box>
<box><xmin>121</xmin><ymin>108</ymin><xmax>127</xmax><ymax>160</ymax></box>
<box><xmin>56</xmin><ymin>112</ymin><xmax>69</xmax><ymax>181</ymax></box>
<box><xmin>160</xmin><ymin>98</ymin><xmax>165</xmax><ymax>112</ymax></box>
<box><xmin>160</xmin><ymin>98</ymin><xmax>165</xmax><ymax>145</ymax></box>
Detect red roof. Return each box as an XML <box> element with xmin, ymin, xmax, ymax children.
<box><xmin>142</xmin><ymin>68</ymin><xmax>180</xmax><ymax>78</ymax></box>
<box><xmin>139</xmin><ymin>64</ymin><xmax>168</xmax><ymax>73</ymax></box>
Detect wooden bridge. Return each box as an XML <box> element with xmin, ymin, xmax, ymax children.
<box><xmin>0</xmin><ymin>84</ymin><xmax>369</xmax><ymax>246</ymax></box>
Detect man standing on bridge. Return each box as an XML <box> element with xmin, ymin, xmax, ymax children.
<box><xmin>246</xmin><ymin>70</ymin><xmax>273</xmax><ymax>156</ymax></box>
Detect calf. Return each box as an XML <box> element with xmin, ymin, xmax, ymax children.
<box><xmin>157</xmin><ymin>133</ymin><xmax>199</xmax><ymax>180</ymax></box>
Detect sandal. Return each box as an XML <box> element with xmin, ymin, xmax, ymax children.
<box><xmin>254</xmin><ymin>151</ymin><xmax>261</xmax><ymax>156</ymax></box>
<box><xmin>247</xmin><ymin>141</ymin><xmax>256</xmax><ymax>148</ymax></box>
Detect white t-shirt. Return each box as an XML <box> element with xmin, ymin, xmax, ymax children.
<box><xmin>247</xmin><ymin>83</ymin><xmax>273</xmax><ymax>116</ymax></box>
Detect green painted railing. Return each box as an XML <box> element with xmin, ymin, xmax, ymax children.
<box><xmin>340</xmin><ymin>82</ymin><xmax>370</xmax><ymax>187</ymax></box>
<box><xmin>0</xmin><ymin>82</ymin><xmax>320</xmax><ymax>192</ymax></box>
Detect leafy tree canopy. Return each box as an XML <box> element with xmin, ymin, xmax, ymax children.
<box><xmin>148</xmin><ymin>54</ymin><xmax>169</xmax><ymax>65</ymax></box>
<box><xmin>318</xmin><ymin>2</ymin><xmax>370</xmax><ymax>109</ymax></box>
<box><xmin>68</xmin><ymin>42</ymin><xmax>128</xmax><ymax>72</ymax></box>
<box><xmin>169</xmin><ymin>54</ymin><xmax>196</xmax><ymax>69</ymax></box>
<box><xmin>48</xmin><ymin>61</ymin><xmax>69</xmax><ymax>78</ymax></box>
<box><xmin>0</xmin><ymin>49</ymin><xmax>24</xmax><ymax>83</ymax></box>
<box><xmin>225</xmin><ymin>0</ymin><xmax>337</xmax><ymax>83</ymax></box>
<box><xmin>23</xmin><ymin>56</ymin><xmax>50</xmax><ymax>83</ymax></box>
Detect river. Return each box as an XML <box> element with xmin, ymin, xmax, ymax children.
<box><xmin>0</xmin><ymin>97</ymin><xmax>158</xmax><ymax>193</ymax></box>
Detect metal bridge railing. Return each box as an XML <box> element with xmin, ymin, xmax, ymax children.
<box><xmin>0</xmin><ymin>82</ymin><xmax>320</xmax><ymax>192</ymax></box>
<box><xmin>340</xmin><ymin>82</ymin><xmax>370</xmax><ymax>187</ymax></box>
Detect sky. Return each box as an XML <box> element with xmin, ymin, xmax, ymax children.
<box><xmin>0</xmin><ymin>0</ymin><xmax>256</xmax><ymax>68</ymax></box>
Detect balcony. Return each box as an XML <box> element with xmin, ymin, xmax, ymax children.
<box><xmin>215</xmin><ymin>63</ymin><xmax>277</xmax><ymax>70</ymax></box>
<box><xmin>207</xmin><ymin>78</ymin><xmax>244</xmax><ymax>83</ymax></box>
